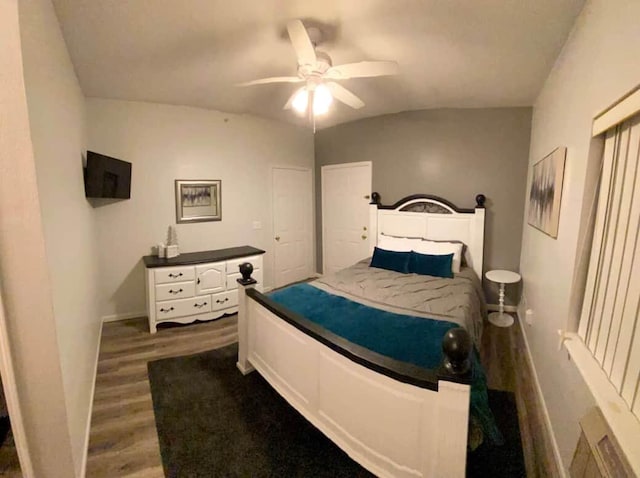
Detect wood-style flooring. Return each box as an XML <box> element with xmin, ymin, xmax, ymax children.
<box><xmin>0</xmin><ymin>313</ymin><xmax>556</xmax><ymax>477</ymax></box>
<box><xmin>481</xmin><ymin>318</ymin><xmax>560</xmax><ymax>478</ymax></box>
<box><xmin>86</xmin><ymin>317</ymin><xmax>238</xmax><ymax>477</ymax></box>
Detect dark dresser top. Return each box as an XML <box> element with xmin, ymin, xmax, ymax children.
<box><xmin>143</xmin><ymin>246</ymin><xmax>265</xmax><ymax>268</ymax></box>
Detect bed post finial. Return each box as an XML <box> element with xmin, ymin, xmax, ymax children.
<box><xmin>370</xmin><ymin>192</ymin><xmax>381</xmax><ymax>206</ymax></box>
<box><xmin>441</xmin><ymin>327</ymin><xmax>472</xmax><ymax>376</ymax></box>
<box><xmin>475</xmin><ymin>194</ymin><xmax>486</xmax><ymax>208</ymax></box>
<box><xmin>238</xmin><ymin>262</ymin><xmax>257</xmax><ymax>286</ymax></box>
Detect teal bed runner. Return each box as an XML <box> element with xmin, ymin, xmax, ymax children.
<box><xmin>268</xmin><ymin>283</ymin><xmax>503</xmax><ymax>446</ymax></box>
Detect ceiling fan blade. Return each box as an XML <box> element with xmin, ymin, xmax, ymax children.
<box><xmin>325</xmin><ymin>61</ymin><xmax>399</xmax><ymax>79</ymax></box>
<box><xmin>286</xmin><ymin>20</ymin><xmax>316</xmax><ymax>65</ymax></box>
<box><xmin>326</xmin><ymin>82</ymin><xmax>365</xmax><ymax>109</ymax></box>
<box><xmin>236</xmin><ymin>76</ymin><xmax>303</xmax><ymax>87</ymax></box>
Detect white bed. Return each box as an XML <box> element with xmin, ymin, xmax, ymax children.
<box><xmin>236</xmin><ymin>193</ymin><xmax>486</xmax><ymax>478</ymax></box>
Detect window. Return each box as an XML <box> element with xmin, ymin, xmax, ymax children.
<box><xmin>578</xmin><ymin>112</ymin><xmax>640</xmax><ymax>415</ymax></box>
<box><xmin>565</xmin><ymin>88</ymin><xmax>640</xmax><ymax>474</ymax></box>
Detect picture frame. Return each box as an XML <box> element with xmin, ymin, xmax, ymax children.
<box><xmin>175</xmin><ymin>179</ymin><xmax>221</xmax><ymax>223</ymax></box>
<box><xmin>527</xmin><ymin>147</ymin><xmax>566</xmax><ymax>238</ymax></box>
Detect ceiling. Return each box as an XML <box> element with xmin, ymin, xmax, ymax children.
<box><xmin>51</xmin><ymin>0</ymin><xmax>584</xmax><ymax>129</ymax></box>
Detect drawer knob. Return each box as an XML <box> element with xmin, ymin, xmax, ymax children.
<box><xmin>216</xmin><ymin>297</ymin><xmax>230</xmax><ymax>304</ymax></box>
<box><xmin>168</xmin><ymin>272</ymin><xmax>183</xmax><ymax>278</ymax></box>
<box><xmin>169</xmin><ymin>288</ymin><xmax>183</xmax><ymax>294</ymax></box>
<box><xmin>160</xmin><ymin>307</ymin><xmax>174</xmax><ymax>313</ymax></box>
<box><xmin>194</xmin><ymin>302</ymin><xmax>207</xmax><ymax>308</ymax></box>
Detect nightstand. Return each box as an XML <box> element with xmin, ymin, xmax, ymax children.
<box><xmin>485</xmin><ymin>270</ymin><xmax>521</xmax><ymax>327</ymax></box>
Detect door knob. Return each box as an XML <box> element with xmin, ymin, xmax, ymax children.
<box><xmin>363</xmin><ymin>226</ymin><xmax>367</xmax><ymax>231</ymax></box>
<box><xmin>361</xmin><ymin>235</ymin><xmax>367</xmax><ymax>240</ymax></box>
<box><xmin>364</xmin><ymin>195</ymin><xmax>370</xmax><ymax>199</ymax></box>
<box><xmin>275</xmin><ymin>236</ymin><xmax>280</xmax><ymax>241</ymax></box>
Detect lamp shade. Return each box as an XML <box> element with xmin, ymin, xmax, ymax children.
<box><xmin>292</xmin><ymin>88</ymin><xmax>309</xmax><ymax>114</ymax></box>
<box><xmin>313</xmin><ymin>84</ymin><xmax>333</xmax><ymax>115</ymax></box>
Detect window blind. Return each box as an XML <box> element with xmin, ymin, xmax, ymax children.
<box><xmin>579</xmin><ymin>113</ymin><xmax>640</xmax><ymax>416</ymax></box>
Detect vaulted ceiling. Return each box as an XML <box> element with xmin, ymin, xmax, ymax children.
<box><xmin>51</xmin><ymin>0</ymin><xmax>584</xmax><ymax>129</ymax></box>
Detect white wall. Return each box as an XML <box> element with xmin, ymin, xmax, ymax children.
<box><xmin>520</xmin><ymin>0</ymin><xmax>640</xmax><ymax>471</ymax></box>
<box><xmin>18</xmin><ymin>0</ymin><xmax>102</xmax><ymax>474</ymax></box>
<box><xmin>87</xmin><ymin>99</ymin><xmax>315</xmax><ymax>320</ymax></box>
<box><xmin>0</xmin><ymin>0</ymin><xmax>76</xmax><ymax>476</ymax></box>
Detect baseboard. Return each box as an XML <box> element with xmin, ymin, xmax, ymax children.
<box><xmin>101</xmin><ymin>311</ymin><xmax>146</xmax><ymax>323</ymax></box>
<box><xmin>516</xmin><ymin>312</ymin><xmax>566</xmax><ymax>477</ymax></box>
<box><xmin>80</xmin><ymin>319</ymin><xmax>103</xmax><ymax>478</ymax></box>
<box><xmin>312</xmin><ymin>272</ymin><xmax>323</xmax><ymax>278</ymax></box>
<box><xmin>487</xmin><ymin>303</ymin><xmax>518</xmax><ymax>313</ymax></box>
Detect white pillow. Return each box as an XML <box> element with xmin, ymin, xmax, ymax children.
<box><xmin>412</xmin><ymin>240</ymin><xmax>463</xmax><ymax>273</ymax></box>
<box><xmin>377</xmin><ymin>235</ymin><xmax>422</xmax><ymax>252</ymax></box>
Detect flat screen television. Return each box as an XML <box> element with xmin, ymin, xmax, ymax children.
<box><xmin>84</xmin><ymin>151</ymin><xmax>132</xmax><ymax>199</ymax></box>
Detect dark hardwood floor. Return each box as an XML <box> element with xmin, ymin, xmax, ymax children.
<box><xmin>80</xmin><ymin>312</ymin><xmax>556</xmax><ymax>477</ymax></box>
<box><xmin>0</xmin><ymin>427</ymin><xmax>21</xmax><ymax>477</ymax></box>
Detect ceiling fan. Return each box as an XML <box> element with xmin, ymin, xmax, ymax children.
<box><xmin>237</xmin><ymin>20</ymin><xmax>399</xmax><ymax>118</ymax></box>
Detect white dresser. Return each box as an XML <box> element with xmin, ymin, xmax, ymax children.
<box><xmin>144</xmin><ymin>246</ymin><xmax>264</xmax><ymax>333</ymax></box>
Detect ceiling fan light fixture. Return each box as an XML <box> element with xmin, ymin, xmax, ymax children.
<box><xmin>291</xmin><ymin>88</ymin><xmax>309</xmax><ymax>114</ymax></box>
<box><xmin>239</xmin><ymin>20</ymin><xmax>399</xmax><ymax>120</ymax></box>
<box><xmin>313</xmin><ymin>84</ymin><xmax>333</xmax><ymax>115</ymax></box>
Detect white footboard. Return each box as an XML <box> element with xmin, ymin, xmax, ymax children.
<box><xmin>236</xmin><ymin>282</ymin><xmax>471</xmax><ymax>478</ymax></box>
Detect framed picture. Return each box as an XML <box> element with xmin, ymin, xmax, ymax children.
<box><xmin>175</xmin><ymin>179</ymin><xmax>221</xmax><ymax>223</ymax></box>
<box><xmin>528</xmin><ymin>147</ymin><xmax>566</xmax><ymax>238</ymax></box>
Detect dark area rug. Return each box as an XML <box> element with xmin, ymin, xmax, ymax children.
<box><xmin>148</xmin><ymin>344</ymin><xmax>525</xmax><ymax>477</ymax></box>
<box><xmin>467</xmin><ymin>390</ymin><xmax>526</xmax><ymax>477</ymax></box>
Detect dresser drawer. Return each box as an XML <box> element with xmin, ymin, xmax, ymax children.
<box><xmin>226</xmin><ymin>268</ymin><xmax>263</xmax><ymax>290</ymax></box>
<box><xmin>154</xmin><ymin>266</ymin><xmax>195</xmax><ymax>284</ymax></box>
<box><xmin>155</xmin><ymin>295</ymin><xmax>211</xmax><ymax>320</ymax></box>
<box><xmin>211</xmin><ymin>290</ymin><xmax>238</xmax><ymax>311</ymax></box>
<box><xmin>226</xmin><ymin>255</ymin><xmax>262</xmax><ymax>276</ymax></box>
<box><xmin>155</xmin><ymin>281</ymin><xmax>195</xmax><ymax>301</ymax></box>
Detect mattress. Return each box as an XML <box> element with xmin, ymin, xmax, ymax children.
<box><xmin>312</xmin><ymin>258</ymin><xmax>486</xmax><ymax>345</ymax></box>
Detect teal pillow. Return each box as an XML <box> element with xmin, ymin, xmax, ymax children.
<box><xmin>370</xmin><ymin>247</ymin><xmax>411</xmax><ymax>274</ymax></box>
<box><xmin>409</xmin><ymin>252</ymin><xmax>454</xmax><ymax>279</ymax></box>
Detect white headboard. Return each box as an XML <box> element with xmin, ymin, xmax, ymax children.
<box><xmin>368</xmin><ymin>193</ymin><xmax>486</xmax><ymax>278</ymax></box>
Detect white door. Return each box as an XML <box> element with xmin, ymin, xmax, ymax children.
<box><xmin>272</xmin><ymin>167</ymin><xmax>313</xmax><ymax>288</ymax></box>
<box><xmin>195</xmin><ymin>262</ymin><xmax>226</xmax><ymax>294</ymax></box>
<box><xmin>322</xmin><ymin>162</ymin><xmax>372</xmax><ymax>275</ymax></box>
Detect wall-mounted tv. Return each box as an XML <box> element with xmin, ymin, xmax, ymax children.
<box><xmin>84</xmin><ymin>151</ymin><xmax>132</xmax><ymax>199</ymax></box>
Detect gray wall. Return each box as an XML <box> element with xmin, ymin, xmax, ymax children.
<box><xmin>315</xmin><ymin>108</ymin><xmax>532</xmax><ymax>304</ymax></box>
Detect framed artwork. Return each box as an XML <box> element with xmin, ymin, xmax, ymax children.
<box><xmin>175</xmin><ymin>179</ymin><xmax>221</xmax><ymax>223</ymax></box>
<box><xmin>528</xmin><ymin>147</ymin><xmax>566</xmax><ymax>238</ymax></box>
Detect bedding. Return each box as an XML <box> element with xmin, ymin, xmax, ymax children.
<box><xmin>377</xmin><ymin>234</ymin><xmax>421</xmax><ymax>252</ymax></box>
<box><xmin>314</xmin><ymin>258</ymin><xmax>485</xmax><ymax>345</ymax></box>
<box><xmin>379</xmin><ymin>233</ymin><xmax>466</xmax><ymax>273</ymax></box>
<box><xmin>369</xmin><ymin>247</ymin><xmax>411</xmax><ymax>274</ymax></box>
<box><xmin>408</xmin><ymin>251</ymin><xmax>454</xmax><ymax>278</ymax></box>
<box><xmin>269</xmin><ymin>283</ymin><xmax>458</xmax><ymax>370</ymax></box>
<box><xmin>413</xmin><ymin>239</ymin><xmax>463</xmax><ymax>273</ymax></box>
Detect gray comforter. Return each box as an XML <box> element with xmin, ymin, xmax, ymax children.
<box><xmin>312</xmin><ymin>259</ymin><xmax>486</xmax><ymax>345</ymax></box>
